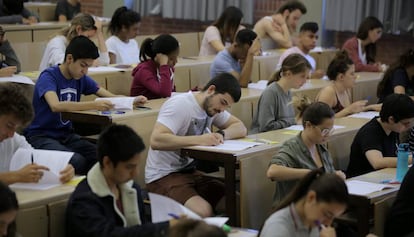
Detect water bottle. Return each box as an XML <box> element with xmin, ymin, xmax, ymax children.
<box><xmin>396</xmin><ymin>143</ymin><xmax>409</xmax><ymax>182</ymax></box>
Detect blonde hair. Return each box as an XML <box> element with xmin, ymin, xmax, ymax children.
<box><xmin>59</xmin><ymin>13</ymin><xmax>96</xmax><ymax>42</ymax></box>
<box><xmin>291</xmin><ymin>94</ymin><xmax>312</xmax><ymax>123</ymax></box>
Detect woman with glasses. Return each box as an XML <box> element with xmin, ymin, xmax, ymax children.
<box><xmin>250</xmin><ymin>53</ymin><xmax>311</xmax><ymax>134</ymax></box>
<box><xmin>266</xmin><ymin>102</ymin><xmax>346</xmax><ymax>208</ymax></box>
<box><xmin>316</xmin><ymin>50</ymin><xmax>380</xmax><ymax>118</ymax></box>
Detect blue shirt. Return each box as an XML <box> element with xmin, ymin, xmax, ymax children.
<box><xmin>25</xmin><ymin>66</ymin><xmax>99</xmax><ymax>139</ymax></box>
<box><xmin>210</xmin><ymin>49</ymin><xmax>241</xmax><ymax>79</ymax></box>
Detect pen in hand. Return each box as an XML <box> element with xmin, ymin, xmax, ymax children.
<box><xmin>204</xmin><ymin>127</ymin><xmax>212</xmax><ymax>134</ymax></box>
<box><xmin>31</xmin><ymin>153</ymin><xmax>34</xmax><ymax>164</ymax></box>
<box><xmin>168</xmin><ymin>213</ymin><xmax>180</xmax><ymax>219</ymax></box>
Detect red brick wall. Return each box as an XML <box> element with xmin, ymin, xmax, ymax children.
<box><xmin>81</xmin><ymin>0</ymin><xmax>103</xmax><ymax>16</ymax></box>
<box><xmin>254</xmin><ymin>0</ymin><xmax>285</xmax><ymax>22</ymax></box>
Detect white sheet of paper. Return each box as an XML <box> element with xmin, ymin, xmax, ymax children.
<box><xmin>346</xmin><ymin>180</ymin><xmax>394</xmax><ymax>196</ymax></box>
<box><xmin>95</xmin><ymin>97</ymin><xmax>135</xmax><ymax>110</ymax></box>
<box><xmin>193</xmin><ymin>140</ymin><xmax>263</xmax><ymax>152</ymax></box>
<box><xmin>9</xmin><ymin>148</ymin><xmax>73</xmax><ymax>190</ymax></box>
<box><xmin>149</xmin><ymin>193</ymin><xmax>228</xmax><ymax>227</ymax></box>
<box><xmin>0</xmin><ymin>75</ymin><xmax>34</xmax><ymax>85</ymax></box>
<box><xmin>348</xmin><ymin>111</ymin><xmax>379</xmax><ymax>119</ymax></box>
<box><xmin>87</xmin><ymin>66</ymin><xmax>125</xmax><ymax>72</ymax></box>
<box><xmin>284</xmin><ymin>125</ymin><xmax>345</xmax><ymax>131</ymax></box>
<box><xmin>248</xmin><ymin>80</ymin><xmax>268</xmax><ymax>90</ymax></box>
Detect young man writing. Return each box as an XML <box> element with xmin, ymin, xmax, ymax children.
<box><xmin>146</xmin><ymin>73</ymin><xmax>247</xmax><ymax>217</ymax></box>
<box><xmin>24</xmin><ymin>35</ymin><xmax>147</xmax><ymax>175</ymax></box>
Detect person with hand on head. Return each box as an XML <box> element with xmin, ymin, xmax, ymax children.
<box><xmin>0</xmin><ymin>181</ymin><xmax>19</xmax><ymax>237</ymax></box>
<box><xmin>251</xmin><ymin>54</ymin><xmax>311</xmax><ymax>133</ymax></box>
<box><xmin>276</xmin><ymin>22</ymin><xmax>324</xmax><ymax>79</ymax></box>
<box><xmin>54</xmin><ymin>0</ymin><xmax>81</xmax><ymax>22</ymax></box>
<box><xmin>210</xmin><ymin>29</ymin><xmax>261</xmax><ymax>88</ymax></box>
<box><xmin>0</xmin><ymin>26</ymin><xmax>20</xmax><ymax>75</ymax></box>
<box><xmin>66</xmin><ymin>124</ymin><xmax>177</xmax><ymax>237</ymax></box>
<box><xmin>377</xmin><ymin>49</ymin><xmax>414</xmax><ymax>103</ymax></box>
<box><xmin>199</xmin><ymin>6</ymin><xmax>245</xmax><ymax>56</ymax></box>
<box><xmin>0</xmin><ymin>83</ymin><xmax>74</xmax><ymax>185</ymax></box>
<box><xmin>25</xmin><ymin>36</ymin><xmax>147</xmax><ymax>176</ymax></box>
<box><xmin>316</xmin><ymin>50</ymin><xmax>381</xmax><ymax>118</ymax></box>
<box><xmin>254</xmin><ymin>0</ymin><xmax>307</xmax><ymax>50</ymax></box>
<box><xmin>39</xmin><ymin>13</ymin><xmax>109</xmax><ymax>71</ymax></box>
<box><xmin>106</xmin><ymin>6</ymin><xmax>141</xmax><ymax>65</ymax></box>
<box><xmin>342</xmin><ymin>16</ymin><xmax>384</xmax><ymax>72</ymax></box>
<box><xmin>347</xmin><ymin>93</ymin><xmax>414</xmax><ymax>177</ymax></box>
<box><xmin>266</xmin><ymin>102</ymin><xmax>346</xmax><ymax>208</ymax></box>
<box><xmin>146</xmin><ymin>73</ymin><xmax>247</xmax><ymax>218</ymax></box>
<box><xmin>260</xmin><ymin>170</ymin><xmax>348</xmax><ymax>237</ymax></box>
<box><xmin>130</xmin><ymin>34</ymin><xmax>179</xmax><ymax>99</ymax></box>
<box><xmin>0</xmin><ymin>0</ymin><xmax>38</xmax><ymax>24</ymax></box>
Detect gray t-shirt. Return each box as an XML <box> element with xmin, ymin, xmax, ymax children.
<box><xmin>260</xmin><ymin>203</ymin><xmax>319</xmax><ymax>237</ymax></box>
<box><xmin>250</xmin><ymin>82</ymin><xmax>295</xmax><ymax>134</ymax></box>
<box><xmin>145</xmin><ymin>92</ymin><xmax>231</xmax><ymax>183</ymax></box>
<box><xmin>210</xmin><ymin>49</ymin><xmax>241</xmax><ymax>79</ymax></box>
<box><xmin>270</xmin><ymin>133</ymin><xmax>335</xmax><ymax>207</ymax></box>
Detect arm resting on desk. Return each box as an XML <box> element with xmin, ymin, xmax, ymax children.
<box><xmin>266</xmin><ymin>164</ymin><xmax>311</xmax><ymax>181</ymax></box>
<box><xmin>44</xmin><ymin>91</ymin><xmax>114</xmax><ymax>112</ymax></box>
<box><xmin>365</xmin><ymin>150</ymin><xmax>400</xmax><ymax>170</ymax></box>
<box><xmin>215</xmin><ymin>115</ymin><xmax>247</xmax><ymax>140</ymax></box>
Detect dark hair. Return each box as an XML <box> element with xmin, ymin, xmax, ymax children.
<box><xmin>302</xmin><ymin>102</ymin><xmax>335</xmax><ymax>125</ymax></box>
<box><xmin>168</xmin><ymin>219</ymin><xmax>227</xmax><ymax>237</ymax></box>
<box><xmin>3</xmin><ymin>0</ymin><xmax>24</xmax><ymax>14</ymax></box>
<box><xmin>65</xmin><ymin>35</ymin><xmax>99</xmax><ymax>62</ymax></box>
<box><xmin>97</xmin><ymin>124</ymin><xmax>145</xmax><ymax>167</ymax></box>
<box><xmin>234</xmin><ymin>29</ymin><xmax>257</xmax><ymax>47</ymax></box>
<box><xmin>275</xmin><ymin>169</ymin><xmax>348</xmax><ymax>212</ymax></box>
<box><xmin>379</xmin><ymin>93</ymin><xmax>414</xmax><ymax>123</ymax></box>
<box><xmin>0</xmin><ymin>181</ymin><xmax>18</xmax><ymax>237</ymax></box>
<box><xmin>356</xmin><ymin>16</ymin><xmax>383</xmax><ymax>63</ymax></box>
<box><xmin>277</xmin><ymin>1</ymin><xmax>307</xmax><ymax>15</ymax></box>
<box><xmin>299</xmin><ymin>22</ymin><xmax>318</xmax><ymax>33</ymax></box>
<box><xmin>140</xmin><ymin>34</ymin><xmax>179</xmax><ymax>62</ymax></box>
<box><xmin>377</xmin><ymin>49</ymin><xmax>414</xmax><ymax>98</ymax></box>
<box><xmin>202</xmin><ymin>73</ymin><xmax>241</xmax><ymax>103</ymax></box>
<box><xmin>326</xmin><ymin>50</ymin><xmax>354</xmax><ymax>81</ymax></box>
<box><xmin>60</xmin><ymin>13</ymin><xmax>97</xmax><ymax>42</ymax></box>
<box><xmin>0</xmin><ymin>83</ymin><xmax>33</xmax><ymax>126</ymax></box>
<box><xmin>108</xmin><ymin>6</ymin><xmax>141</xmax><ymax>35</ymax></box>
<box><xmin>212</xmin><ymin>6</ymin><xmax>243</xmax><ymax>45</ymax></box>
<box><xmin>268</xmin><ymin>53</ymin><xmax>311</xmax><ymax>85</ymax></box>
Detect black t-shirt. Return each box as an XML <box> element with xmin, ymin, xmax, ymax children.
<box><xmin>54</xmin><ymin>0</ymin><xmax>81</xmax><ymax>21</ymax></box>
<box><xmin>346</xmin><ymin>118</ymin><xmax>398</xmax><ymax>177</ymax></box>
<box><xmin>378</xmin><ymin>67</ymin><xmax>414</xmax><ymax>103</ymax></box>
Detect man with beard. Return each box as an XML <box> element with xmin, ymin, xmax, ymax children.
<box><xmin>145</xmin><ymin>73</ymin><xmax>247</xmax><ymax>217</ymax></box>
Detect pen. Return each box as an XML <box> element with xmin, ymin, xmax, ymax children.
<box><xmin>31</xmin><ymin>153</ymin><xmax>34</xmax><ymax>164</ymax></box>
<box><xmin>168</xmin><ymin>213</ymin><xmax>180</xmax><ymax>219</ymax></box>
<box><xmin>315</xmin><ymin>220</ymin><xmax>326</xmax><ymax>229</ymax></box>
<box><xmin>205</xmin><ymin>127</ymin><xmax>212</xmax><ymax>134</ymax></box>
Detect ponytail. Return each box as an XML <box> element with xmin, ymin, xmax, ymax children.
<box><xmin>326</xmin><ymin>50</ymin><xmax>353</xmax><ymax>81</ymax></box>
<box><xmin>139</xmin><ymin>38</ymin><xmax>155</xmax><ymax>62</ymax></box>
<box><xmin>291</xmin><ymin>94</ymin><xmax>312</xmax><ymax>123</ymax></box>
<box><xmin>140</xmin><ymin>34</ymin><xmax>180</xmax><ymax>62</ymax></box>
<box><xmin>267</xmin><ymin>70</ymin><xmax>282</xmax><ymax>85</ymax></box>
<box><xmin>108</xmin><ymin>6</ymin><xmax>141</xmax><ymax>35</ymax></box>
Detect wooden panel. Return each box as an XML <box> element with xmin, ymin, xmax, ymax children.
<box><xmin>82</xmin><ymin>73</ymin><xmax>107</xmax><ymax>102</ymax></box>
<box><xmin>310</xmin><ymin>49</ymin><xmax>338</xmax><ymax>72</ymax></box>
<box><xmin>251</xmin><ymin>60</ymin><xmax>260</xmax><ymax>83</ymax></box>
<box><xmin>16</xmin><ymin>206</ymin><xmax>48</xmax><ymax>237</ymax></box>
<box><xmin>48</xmin><ymin>199</ymin><xmax>68</xmax><ymax>237</ymax></box>
<box><xmin>11</xmin><ymin>41</ymin><xmax>47</xmax><ymax>71</ymax></box>
<box><xmin>189</xmin><ymin>63</ymin><xmax>211</xmax><ymax>90</ymax></box>
<box><xmin>105</xmin><ymin>72</ymin><xmax>133</xmax><ymax>96</ymax></box>
<box><xmin>257</xmin><ymin>54</ymin><xmax>280</xmax><ymax>81</ymax></box>
<box><xmin>174</xmin><ymin>67</ymin><xmax>191</xmax><ymax>92</ymax></box>
<box><xmin>135</xmin><ymin>34</ymin><xmax>158</xmax><ymax>46</ymax></box>
<box><xmin>6</xmin><ymin>31</ymin><xmax>32</xmax><ymax>43</ymax></box>
<box><xmin>172</xmin><ymin>32</ymin><xmax>200</xmax><ymax>57</ymax></box>
<box><xmin>33</xmin><ymin>29</ymin><xmax>60</xmax><ymax>42</ymax></box>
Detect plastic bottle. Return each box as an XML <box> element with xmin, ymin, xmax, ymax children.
<box><xmin>396</xmin><ymin>143</ymin><xmax>409</xmax><ymax>182</ymax></box>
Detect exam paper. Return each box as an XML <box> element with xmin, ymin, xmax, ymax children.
<box><xmin>192</xmin><ymin>140</ymin><xmax>263</xmax><ymax>152</ymax></box>
<box><xmin>346</xmin><ymin>180</ymin><xmax>394</xmax><ymax>196</ymax></box>
<box><xmin>0</xmin><ymin>75</ymin><xmax>34</xmax><ymax>85</ymax></box>
<box><xmin>87</xmin><ymin>66</ymin><xmax>125</xmax><ymax>72</ymax></box>
<box><xmin>284</xmin><ymin>125</ymin><xmax>345</xmax><ymax>131</ymax></box>
<box><xmin>348</xmin><ymin>111</ymin><xmax>379</xmax><ymax>119</ymax></box>
<box><xmin>95</xmin><ymin>97</ymin><xmax>136</xmax><ymax>110</ymax></box>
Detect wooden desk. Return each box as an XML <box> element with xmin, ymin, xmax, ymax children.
<box><xmin>353</xmin><ymin>72</ymin><xmax>383</xmax><ymax>104</ymax></box>
<box><xmin>24</xmin><ymin>2</ymin><xmax>57</xmax><ymax>22</ymax></box>
<box><xmin>3</xmin><ymin>22</ymin><xmax>68</xmax><ymax>43</ymax></box>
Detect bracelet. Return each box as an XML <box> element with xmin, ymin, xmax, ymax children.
<box><xmin>216</xmin><ymin>130</ymin><xmax>225</xmax><ymax>138</ymax></box>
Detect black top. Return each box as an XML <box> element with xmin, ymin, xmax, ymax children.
<box><xmin>346</xmin><ymin>117</ymin><xmax>398</xmax><ymax>177</ymax></box>
<box><xmin>54</xmin><ymin>0</ymin><xmax>81</xmax><ymax>21</ymax></box>
<box><xmin>378</xmin><ymin>67</ymin><xmax>414</xmax><ymax>103</ymax></box>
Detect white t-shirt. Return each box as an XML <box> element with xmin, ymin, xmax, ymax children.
<box><xmin>39</xmin><ymin>35</ymin><xmax>110</xmax><ymax>71</ymax></box>
<box><xmin>0</xmin><ymin>133</ymin><xmax>32</xmax><ymax>172</ymax></box>
<box><xmin>145</xmin><ymin>92</ymin><xmax>231</xmax><ymax>183</ymax></box>
<box><xmin>276</xmin><ymin>46</ymin><xmax>316</xmax><ymax>71</ymax></box>
<box><xmin>105</xmin><ymin>35</ymin><xmax>140</xmax><ymax>64</ymax></box>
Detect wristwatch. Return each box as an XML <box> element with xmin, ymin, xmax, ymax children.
<box><xmin>216</xmin><ymin>129</ymin><xmax>225</xmax><ymax>138</ymax></box>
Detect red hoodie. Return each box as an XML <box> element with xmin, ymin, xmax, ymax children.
<box><xmin>130</xmin><ymin>60</ymin><xmax>175</xmax><ymax>99</ymax></box>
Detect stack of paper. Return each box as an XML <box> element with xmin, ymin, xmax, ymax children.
<box><xmin>284</xmin><ymin>125</ymin><xmax>345</xmax><ymax>131</ymax></box>
<box><xmin>348</xmin><ymin>111</ymin><xmax>379</xmax><ymax>119</ymax></box>
<box><xmin>0</xmin><ymin>75</ymin><xmax>34</xmax><ymax>85</ymax></box>
<box><xmin>346</xmin><ymin>180</ymin><xmax>394</xmax><ymax>196</ymax></box>
<box><xmin>95</xmin><ymin>97</ymin><xmax>136</xmax><ymax>110</ymax></box>
<box><xmin>149</xmin><ymin>193</ymin><xmax>228</xmax><ymax>227</ymax></box>
<box><xmin>248</xmin><ymin>80</ymin><xmax>268</xmax><ymax>90</ymax></box>
<box><xmin>192</xmin><ymin>140</ymin><xmax>263</xmax><ymax>152</ymax></box>
<box><xmin>9</xmin><ymin>148</ymin><xmax>73</xmax><ymax>190</ymax></box>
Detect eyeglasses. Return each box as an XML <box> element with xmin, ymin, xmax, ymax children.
<box><xmin>315</xmin><ymin>126</ymin><xmax>334</xmax><ymax>136</ymax></box>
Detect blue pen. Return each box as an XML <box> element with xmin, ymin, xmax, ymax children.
<box><xmin>365</xmin><ymin>96</ymin><xmax>372</xmax><ymax>101</ymax></box>
<box><xmin>168</xmin><ymin>213</ymin><xmax>180</xmax><ymax>219</ymax></box>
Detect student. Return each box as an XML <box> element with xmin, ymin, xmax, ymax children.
<box><xmin>0</xmin><ymin>181</ymin><xmax>19</xmax><ymax>237</ymax></box>
<box><xmin>276</xmin><ymin>22</ymin><xmax>324</xmax><ymax>79</ymax></box>
<box><xmin>0</xmin><ymin>26</ymin><xmax>20</xmax><ymax>75</ymax></box>
<box><xmin>0</xmin><ymin>83</ymin><xmax>73</xmax><ymax>184</ymax></box>
<box><xmin>377</xmin><ymin>48</ymin><xmax>414</xmax><ymax>103</ymax></box>
<box><xmin>25</xmin><ymin>36</ymin><xmax>147</xmax><ymax>175</ymax></box>
<box><xmin>145</xmin><ymin>73</ymin><xmax>247</xmax><ymax>217</ymax></box>
<box><xmin>342</xmin><ymin>16</ymin><xmax>384</xmax><ymax>72</ymax></box>
<box><xmin>66</xmin><ymin>124</ymin><xmax>175</xmax><ymax>237</ymax></box>
<box><xmin>250</xmin><ymin>54</ymin><xmax>311</xmax><ymax>133</ymax></box>
<box><xmin>54</xmin><ymin>0</ymin><xmax>81</xmax><ymax>22</ymax></box>
<box><xmin>260</xmin><ymin>170</ymin><xmax>348</xmax><ymax>237</ymax></box>
<box><xmin>254</xmin><ymin>0</ymin><xmax>307</xmax><ymax>50</ymax></box>
<box><xmin>385</xmin><ymin>165</ymin><xmax>414</xmax><ymax>237</ymax></box>
<box><xmin>169</xmin><ymin>219</ymin><xmax>226</xmax><ymax>237</ymax></box>
<box><xmin>266</xmin><ymin>102</ymin><xmax>346</xmax><ymax>207</ymax></box>
<box><xmin>199</xmin><ymin>6</ymin><xmax>244</xmax><ymax>57</ymax></box>
<box><xmin>130</xmin><ymin>34</ymin><xmax>179</xmax><ymax>99</ymax></box>
<box><xmin>210</xmin><ymin>29</ymin><xmax>261</xmax><ymax>88</ymax></box>
<box><xmin>316</xmin><ymin>50</ymin><xmax>380</xmax><ymax>117</ymax></box>
<box><xmin>39</xmin><ymin>13</ymin><xmax>109</xmax><ymax>71</ymax></box>
<box><xmin>106</xmin><ymin>6</ymin><xmax>141</xmax><ymax>65</ymax></box>
<box><xmin>346</xmin><ymin>93</ymin><xmax>414</xmax><ymax>177</ymax></box>
<box><xmin>0</xmin><ymin>0</ymin><xmax>38</xmax><ymax>24</ymax></box>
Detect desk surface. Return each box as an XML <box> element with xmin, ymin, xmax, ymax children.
<box><xmin>13</xmin><ymin>184</ymin><xmax>75</xmax><ymax>209</ymax></box>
